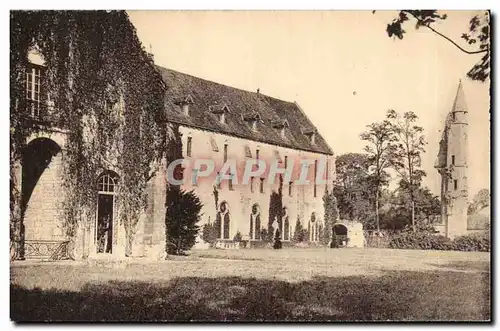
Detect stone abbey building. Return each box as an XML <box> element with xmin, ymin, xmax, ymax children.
<box><xmin>14</xmin><ymin>50</ymin><xmax>335</xmax><ymax>260</ymax></box>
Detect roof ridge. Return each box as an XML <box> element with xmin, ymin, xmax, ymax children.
<box><xmin>156</xmin><ymin>65</ymin><xmax>295</xmax><ymax>104</ymax></box>
<box><xmin>156</xmin><ymin>65</ymin><xmax>334</xmax><ymax>155</ymax></box>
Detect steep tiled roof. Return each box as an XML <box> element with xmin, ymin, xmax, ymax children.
<box><xmin>157</xmin><ymin>66</ymin><xmax>333</xmax><ymax>155</ymax></box>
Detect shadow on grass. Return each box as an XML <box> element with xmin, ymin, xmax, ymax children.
<box><xmin>429</xmin><ymin>260</ymin><xmax>490</xmax><ymax>272</ymax></box>
<box><xmin>11</xmin><ymin>269</ymin><xmax>490</xmax><ymax>322</ymax></box>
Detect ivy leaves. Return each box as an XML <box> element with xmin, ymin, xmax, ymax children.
<box><xmin>11</xmin><ymin>11</ymin><xmax>169</xmax><ymax>245</ymax></box>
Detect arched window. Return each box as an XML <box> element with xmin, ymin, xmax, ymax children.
<box><xmin>96</xmin><ymin>170</ymin><xmax>119</xmax><ymax>254</ymax></box>
<box><xmin>97</xmin><ymin>171</ymin><xmax>119</xmax><ymax>194</ymax></box>
<box><xmin>250</xmin><ymin>204</ymin><xmax>261</xmax><ymax>240</ymax></box>
<box><xmin>310</xmin><ymin>212</ymin><xmax>317</xmax><ymax>242</ymax></box>
<box><xmin>215</xmin><ymin>201</ymin><xmax>231</xmax><ymax>240</ymax></box>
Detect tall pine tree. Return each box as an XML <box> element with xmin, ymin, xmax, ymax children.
<box><xmin>165</xmin><ymin>187</ymin><xmax>203</xmax><ymax>255</ymax></box>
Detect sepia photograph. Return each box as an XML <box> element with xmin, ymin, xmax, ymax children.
<box><xmin>9</xmin><ymin>9</ymin><xmax>491</xmax><ymax>322</ymax></box>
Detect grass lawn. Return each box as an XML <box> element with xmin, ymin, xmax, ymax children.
<box><xmin>10</xmin><ymin>247</ymin><xmax>490</xmax><ymax>322</ymax></box>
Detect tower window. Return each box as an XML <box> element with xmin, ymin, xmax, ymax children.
<box><xmin>187</xmin><ymin>136</ymin><xmax>192</xmax><ymax>157</ymax></box>
<box><xmin>326</xmin><ymin>160</ymin><xmax>329</xmax><ymax>181</ymax></box>
<box><xmin>454</xmin><ymin>179</ymin><xmax>458</xmax><ymax>190</ymax></box>
<box><xmin>451</xmin><ymin>155</ymin><xmax>455</xmax><ymax>165</ymax></box>
<box><xmin>314</xmin><ymin>160</ymin><xmax>318</xmax><ymax>197</ymax></box>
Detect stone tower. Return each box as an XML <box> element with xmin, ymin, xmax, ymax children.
<box><xmin>435</xmin><ymin>80</ymin><xmax>469</xmax><ymax>238</ymax></box>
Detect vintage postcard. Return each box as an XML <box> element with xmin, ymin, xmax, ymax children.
<box><xmin>9</xmin><ymin>10</ymin><xmax>491</xmax><ymax>322</ymax></box>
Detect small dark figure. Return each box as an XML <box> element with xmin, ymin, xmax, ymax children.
<box><xmin>98</xmin><ymin>215</ymin><xmax>112</xmax><ymax>253</ymax></box>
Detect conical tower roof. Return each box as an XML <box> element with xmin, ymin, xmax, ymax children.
<box><xmin>451</xmin><ymin>80</ymin><xmax>468</xmax><ymax>113</ymax></box>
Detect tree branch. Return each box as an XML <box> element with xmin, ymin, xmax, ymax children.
<box><xmin>404</xmin><ymin>10</ymin><xmax>489</xmax><ymax>55</ymax></box>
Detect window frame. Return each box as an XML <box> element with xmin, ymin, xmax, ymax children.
<box><xmin>186</xmin><ymin>136</ymin><xmax>192</xmax><ymax>157</ymax></box>
<box><xmin>26</xmin><ymin>63</ymin><xmax>46</xmax><ymax>119</ymax></box>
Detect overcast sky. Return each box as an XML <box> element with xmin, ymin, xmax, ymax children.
<box><xmin>128</xmin><ymin>10</ymin><xmax>490</xmax><ymax>197</ymax></box>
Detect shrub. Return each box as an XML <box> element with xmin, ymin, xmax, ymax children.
<box><xmin>451</xmin><ymin>233</ymin><xmax>490</xmax><ymax>252</ymax></box>
<box><xmin>233</xmin><ymin>231</ymin><xmax>242</xmax><ymax>242</ymax></box>
<box><xmin>201</xmin><ymin>222</ymin><xmax>218</xmax><ymax>245</ymax></box>
<box><xmin>260</xmin><ymin>228</ymin><xmax>271</xmax><ymax>242</ymax></box>
<box><xmin>389</xmin><ymin>231</ymin><xmax>452</xmax><ymax>250</ymax></box>
<box><xmin>388</xmin><ymin>230</ymin><xmax>490</xmax><ymax>252</ymax></box>
<box><xmin>165</xmin><ymin>187</ymin><xmax>203</xmax><ymax>255</ymax></box>
<box><xmin>292</xmin><ymin>219</ymin><xmax>308</xmax><ymax>243</ymax></box>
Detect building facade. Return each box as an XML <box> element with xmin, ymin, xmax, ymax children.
<box><xmin>14</xmin><ymin>52</ymin><xmax>335</xmax><ymax>260</ymax></box>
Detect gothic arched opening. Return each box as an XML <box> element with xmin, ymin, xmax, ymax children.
<box><xmin>215</xmin><ymin>201</ymin><xmax>231</xmax><ymax>239</ymax></box>
<box><xmin>250</xmin><ymin>203</ymin><xmax>261</xmax><ymax>240</ymax></box>
<box><xmin>21</xmin><ymin>138</ymin><xmax>61</xmax><ymax>215</ymax></box>
<box><xmin>96</xmin><ymin>170</ymin><xmax>119</xmax><ymax>254</ymax></box>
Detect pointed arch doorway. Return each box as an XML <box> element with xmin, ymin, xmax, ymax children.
<box><xmin>95</xmin><ymin>171</ymin><xmax>119</xmax><ymax>254</ymax></box>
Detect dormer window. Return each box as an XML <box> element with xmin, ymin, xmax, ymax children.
<box><xmin>182</xmin><ymin>104</ymin><xmax>189</xmax><ymax>116</ymax></box>
<box><xmin>303</xmin><ymin>128</ymin><xmax>317</xmax><ymax>144</ymax></box>
<box><xmin>174</xmin><ymin>95</ymin><xmax>194</xmax><ymax>116</ymax></box>
<box><xmin>243</xmin><ymin>112</ymin><xmax>261</xmax><ymax>132</ymax></box>
<box><xmin>209</xmin><ymin>102</ymin><xmax>230</xmax><ymax>124</ymax></box>
<box><xmin>272</xmin><ymin>119</ymin><xmax>289</xmax><ymax>139</ymax></box>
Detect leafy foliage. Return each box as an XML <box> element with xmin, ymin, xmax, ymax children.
<box><xmin>332</xmin><ymin>153</ymin><xmax>376</xmax><ymax>228</ymax></box>
<box><xmin>233</xmin><ymin>231</ymin><xmax>243</xmax><ymax>242</ymax></box>
<box><xmin>201</xmin><ymin>221</ymin><xmax>218</xmax><ymax>245</ymax></box>
<box><xmin>380</xmin><ymin>186</ymin><xmax>440</xmax><ymax>230</ymax></box>
<box><xmin>321</xmin><ymin>189</ymin><xmax>338</xmax><ymax>245</ymax></box>
<box><xmin>360</xmin><ymin>120</ymin><xmax>395</xmax><ymax>231</ymax></box>
<box><xmin>260</xmin><ymin>228</ymin><xmax>272</xmax><ymax>242</ymax></box>
<box><xmin>384</xmin><ymin>10</ymin><xmax>490</xmax><ymax>81</ymax></box>
<box><xmin>468</xmin><ymin>188</ymin><xmax>490</xmax><ymax>214</ymax></box>
<box><xmin>388</xmin><ymin>231</ymin><xmax>451</xmax><ymax>250</ymax></box>
<box><xmin>10</xmin><ymin>11</ymin><xmax>170</xmax><ymax>256</ymax></box>
<box><xmin>386</xmin><ymin>109</ymin><xmax>427</xmax><ymax>230</ymax></box>
<box><xmin>389</xmin><ymin>230</ymin><xmax>490</xmax><ymax>252</ymax></box>
<box><xmin>452</xmin><ymin>233</ymin><xmax>489</xmax><ymax>252</ymax></box>
<box><xmin>268</xmin><ymin>175</ymin><xmax>283</xmax><ymax>233</ymax></box>
<box><xmin>292</xmin><ymin>218</ymin><xmax>308</xmax><ymax>243</ymax></box>
<box><xmin>165</xmin><ymin>186</ymin><xmax>203</xmax><ymax>255</ymax></box>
